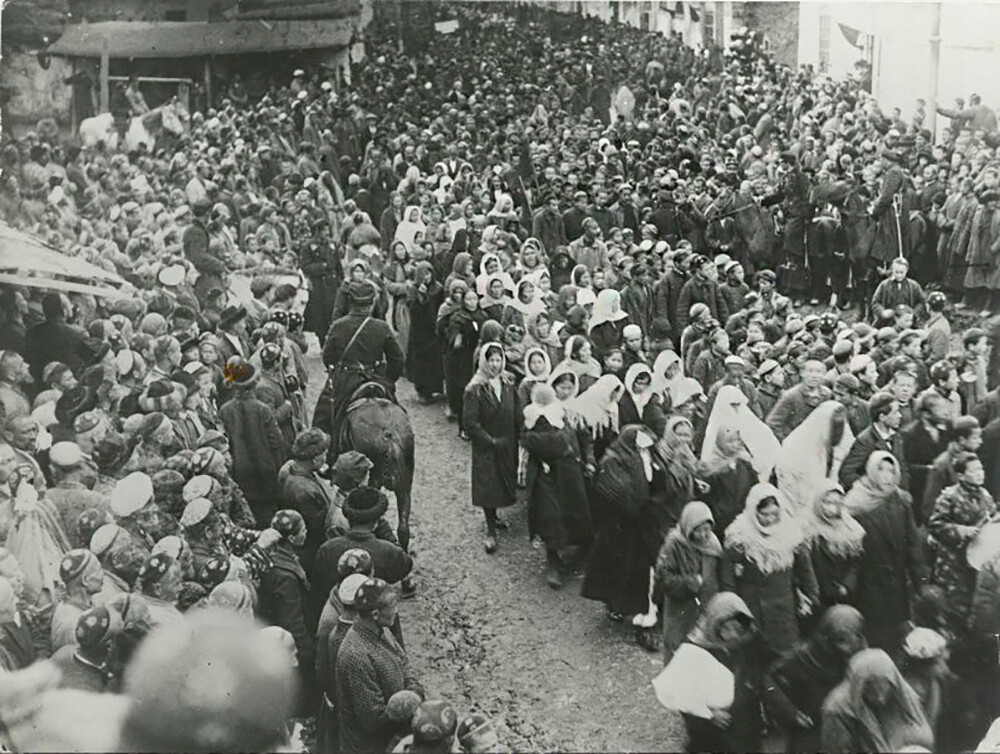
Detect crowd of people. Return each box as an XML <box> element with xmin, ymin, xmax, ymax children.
<box><xmin>2</xmin><ymin>0</ymin><xmax>1000</xmax><ymax>751</ymax></box>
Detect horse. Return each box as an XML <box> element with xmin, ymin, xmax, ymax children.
<box><xmin>337</xmin><ymin>389</ymin><xmax>415</xmax><ymax>551</ymax></box>
<box><xmin>78</xmin><ymin>99</ymin><xmax>188</xmax><ymax>152</ymax></box>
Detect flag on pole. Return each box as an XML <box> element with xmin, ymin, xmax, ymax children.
<box><xmin>838</xmin><ymin>22</ymin><xmax>864</xmax><ymax>49</ymax></box>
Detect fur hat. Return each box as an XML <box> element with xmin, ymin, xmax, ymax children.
<box><xmin>342</xmin><ymin>486</ymin><xmax>388</xmax><ymax>524</ymax></box>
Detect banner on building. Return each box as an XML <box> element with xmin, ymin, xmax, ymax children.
<box><xmin>434</xmin><ymin>19</ymin><xmax>459</xmax><ymax>35</ymax></box>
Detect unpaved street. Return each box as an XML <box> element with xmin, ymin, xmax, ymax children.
<box><xmin>305</xmin><ymin>348</ymin><xmax>685</xmax><ymax>752</ymax></box>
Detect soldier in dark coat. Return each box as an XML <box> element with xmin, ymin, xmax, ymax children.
<box><xmin>316</xmin><ymin>280</ymin><xmax>404</xmax><ymax>460</ymax></box>
<box><xmin>762</xmin><ymin>152</ymin><xmax>813</xmax><ymax>299</ymax></box>
<box><xmin>301</xmin><ymin>222</ymin><xmax>343</xmax><ymax>340</ymax></box>
<box><xmin>463</xmin><ymin>343</ymin><xmax>520</xmax><ymax>554</ymax></box>
<box><xmin>869</xmin><ymin>150</ymin><xmax>911</xmax><ymax>265</ymax></box>
<box><xmin>218</xmin><ymin>361</ymin><xmax>289</xmax><ymax>527</ymax></box>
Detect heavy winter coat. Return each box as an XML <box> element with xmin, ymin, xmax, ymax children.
<box><xmin>463</xmin><ymin>376</ymin><xmax>520</xmax><ymax>509</ymax></box>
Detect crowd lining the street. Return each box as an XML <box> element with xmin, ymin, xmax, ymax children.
<box><xmin>4</xmin><ymin>1</ymin><xmax>1000</xmax><ymax>752</ymax></box>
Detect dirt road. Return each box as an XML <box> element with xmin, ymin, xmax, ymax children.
<box><xmin>306</xmin><ymin>345</ymin><xmax>685</xmax><ymax>751</ymax></box>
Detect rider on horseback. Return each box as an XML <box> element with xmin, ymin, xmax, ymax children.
<box><xmin>317</xmin><ymin>280</ymin><xmax>405</xmax><ymax>461</ymax></box>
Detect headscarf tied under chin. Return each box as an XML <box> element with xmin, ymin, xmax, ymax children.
<box><xmin>723</xmin><ymin>482</ymin><xmax>805</xmax><ymax>575</ymax></box>
<box><xmin>821</xmin><ymin>648</ymin><xmax>933</xmax><ymax>752</ymax></box>
<box><xmin>687</xmin><ymin>591</ymin><xmax>755</xmax><ymax>651</ymax></box>
<box><xmin>673</xmin><ymin>501</ymin><xmax>724</xmax><ymax>558</ymax></box>
<box><xmin>807</xmin><ymin>479</ymin><xmax>865</xmax><ymax>558</ymax></box>
<box><xmin>468</xmin><ymin>342</ymin><xmax>506</xmax><ymax>388</ymax></box>
<box><xmin>843</xmin><ymin>450</ymin><xmax>902</xmax><ymax>515</ymax></box>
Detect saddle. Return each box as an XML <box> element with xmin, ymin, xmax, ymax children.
<box><xmin>344</xmin><ymin>381</ymin><xmax>393</xmax><ymax>416</ymax></box>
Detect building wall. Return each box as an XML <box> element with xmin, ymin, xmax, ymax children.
<box><xmin>798</xmin><ymin>3</ymin><xmax>1000</xmax><ymax>137</ymax></box>
<box><xmin>1</xmin><ymin>51</ymin><xmax>74</xmax><ymax>133</ymax></box>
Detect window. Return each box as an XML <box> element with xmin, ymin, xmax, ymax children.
<box><xmin>819</xmin><ymin>12</ymin><xmax>831</xmax><ymax>73</ymax></box>
<box><xmin>640</xmin><ymin>10</ymin><xmax>651</xmax><ymax>29</ymax></box>
<box><xmin>165</xmin><ymin>10</ymin><xmax>187</xmax><ymax>21</ymax></box>
<box><xmin>703</xmin><ymin>6</ymin><xmax>715</xmax><ymax>44</ymax></box>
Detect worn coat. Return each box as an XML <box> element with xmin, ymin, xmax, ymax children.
<box><xmin>219</xmin><ymin>390</ymin><xmax>289</xmax><ymax>526</ymax></box>
<box><xmin>853</xmin><ymin>491</ymin><xmax>925</xmax><ymax>651</ymax></box>
<box><xmin>277</xmin><ymin>460</ymin><xmax>332</xmax><ymax>578</ymax></box>
<box><xmin>464</xmin><ymin>375</ymin><xmax>520</xmax><ymax>510</ymax></box>
<box><xmin>522</xmin><ymin>417</ymin><xmax>593</xmax><ymax>552</ymax></box>
<box><xmin>335</xmin><ymin>621</ymin><xmax>424</xmax><ymax>754</ymax></box>
<box><xmin>582</xmin><ymin>429</ymin><xmax>665</xmax><ymax>616</ymax></box>
<box><xmin>928</xmin><ymin>482</ymin><xmax>996</xmax><ymax>627</ymax></box>
<box><xmin>720</xmin><ymin>544</ymin><xmax>818</xmax><ymax>655</ymax></box>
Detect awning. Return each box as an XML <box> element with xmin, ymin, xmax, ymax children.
<box><xmin>47</xmin><ymin>18</ymin><xmax>355</xmax><ymax>59</ymax></box>
<box><xmin>0</xmin><ymin>222</ymin><xmax>127</xmax><ymax>299</ymax></box>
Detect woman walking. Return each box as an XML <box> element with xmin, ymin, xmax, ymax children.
<box><xmin>464</xmin><ymin>343</ymin><xmax>520</xmax><ymax>554</ymax></box>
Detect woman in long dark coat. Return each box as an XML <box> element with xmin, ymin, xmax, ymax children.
<box><xmin>443</xmin><ymin>286</ymin><xmax>485</xmax><ymax>437</ymax></box>
<box><xmin>844</xmin><ymin>451</ymin><xmax>925</xmax><ymax>653</ymax></box>
<box><xmin>405</xmin><ymin>261</ymin><xmax>444</xmax><ymax>402</ymax></box>
<box><xmin>522</xmin><ymin>383</ymin><xmax>594</xmax><ymax>589</ymax></box>
<box><xmin>721</xmin><ymin>483</ymin><xmax>819</xmax><ymax>656</ymax></box>
<box><xmin>582</xmin><ymin>424</ymin><xmax>664</xmax><ymax>644</ymax></box>
<box><xmin>464</xmin><ymin>342</ymin><xmax>520</xmax><ymax>554</ymax></box>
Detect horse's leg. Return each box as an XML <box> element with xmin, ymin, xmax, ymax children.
<box><xmin>395</xmin><ymin>485</ymin><xmax>412</xmax><ymax>552</ymax></box>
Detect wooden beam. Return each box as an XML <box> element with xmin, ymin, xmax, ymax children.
<box><xmin>99</xmin><ymin>36</ymin><xmax>109</xmax><ymax>112</ymax></box>
<box><xmin>204</xmin><ymin>57</ymin><xmax>213</xmax><ymax>111</ymax></box>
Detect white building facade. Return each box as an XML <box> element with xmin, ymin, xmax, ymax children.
<box><xmin>797</xmin><ymin>2</ymin><xmax>1000</xmax><ymax>136</ymax></box>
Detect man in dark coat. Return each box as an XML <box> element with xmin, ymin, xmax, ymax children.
<box><xmin>653</xmin><ymin>249</ymin><xmax>689</xmax><ymax>341</ymax></box>
<box><xmin>278</xmin><ymin>428</ymin><xmax>333</xmax><ymax>581</ymax></box>
<box><xmin>215</xmin><ymin>305</ymin><xmax>251</xmax><ymax>366</ymax></box>
<box><xmin>766</xmin><ymin>359</ymin><xmax>833</xmax><ymax>442</ymax></box>
<box><xmin>0</xmin><ymin>575</ymin><xmax>35</xmax><ymax>672</ymax></box>
<box><xmin>25</xmin><ymin>293</ymin><xmax>87</xmax><ymax>382</ymax></box>
<box><xmin>838</xmin><ymin>392</ymin><xmax>907</xmax><ymax>491</ymax></box>
<box><xmin>531</xmin><ymin>194</ymin><xmax>569</xmax><ymax>254</ymax></box>
<box><xmin>562</xmin><ymin>190</ymin><xmax>592</xmax><ymax>242</ymax></box>
<box><xmin>318</xmin><ymin>281</ymin><xmax>404</xmax><ymax>460</ymax></box>
<box><xmin>183</xmin><ymin>199</ymin><xmax>228</xmax><ymax>307</ymax></box>
<box><xmin>675</xmin><ymin>255</ymin><xmax>730</xmax><ymax>333</ymax></box>
<box><xmin>314</xmin><ymin>487</ymin><xmax>413</xmax><ymax>618</ymax></box>
<box><xmin>900</xmin><ymin>391</ymin><xmax>950</xmax><ymax>523</ymax></box>
<box><xmin>301</xmin><ymin>222</ymin><xmax>343</xmax><ymax>340</ymax></box>
<box><xmin>762</xmin><ymin>152</ymin><xmax>812</xmax><ymax>298</ymax></box>
<box><xmin>258</xmin><ymin>509</ymin><xmax>315</xmax><ymax>713</ymax></box>
<box><xmin>218</xmin><ymin>362</ymin><xmax>289</xmax><ymax>527</ymax></box>
<box><xmin>335</xmin><ymin>578</ymin><xmax>424</xmax><ymax>754</ymax></box>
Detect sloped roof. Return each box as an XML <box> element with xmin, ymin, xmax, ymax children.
<box><xmin>47</xmin><ymin>18</ymin><xmax>355</xmax><ymax>58</ymax></box>
<box><xmin>0</xmin><ymin>222</ymin><xmax>127</xmax><ymax>299</ymax></box>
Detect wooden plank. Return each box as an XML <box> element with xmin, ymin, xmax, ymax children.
<box><xmin>99</xmin><ymin>36</ymin><xmax>109</xmax><ymax>112</ymax></box>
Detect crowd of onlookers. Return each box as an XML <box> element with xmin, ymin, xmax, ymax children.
<box><xmin>2</xmin><ymin>1</ymin><xmax>1000</xmax><ymax>751</ymax></box>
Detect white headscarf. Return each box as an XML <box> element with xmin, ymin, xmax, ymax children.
<box><xmin>587</xmin><ymin>288</ymin><xmax>628</xmax><ymax>333</ymax></box>
<box><xmin>570</xmin><ymin>374</ymin><xmax>623</xmax><ymax>438</ymax></box>
<box><xmin>775</xmin><ymin>400</ymin><xmax>855</xmax><ymax>515</ymax></box>
<box><xmin>651</xmin><ymin>349</ymin><xmax>685</xmax><ymax>402</ymax></box>
<box><xmin>724</xmin><ymin>483</ymin><xmax>805</xmax><ymax>575</ymax></box>
<box><xmin>475</xmin><ymin>252</ymin><xmax>514</xmax><ymax>296</ymax></box>
<box><xmin>701</xmin><ymin>385</ymin><xmax>780</xmax><ymax>480</ymax></box>
<box><xmin>393</xmin><ymin>205</ymin><xmax>426</xmax><ymax>250</ymax></box>
<box><xmin>623</xmin><ymin>363</ymin><xmax>654</xmax><ymax>415</ymax></box>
